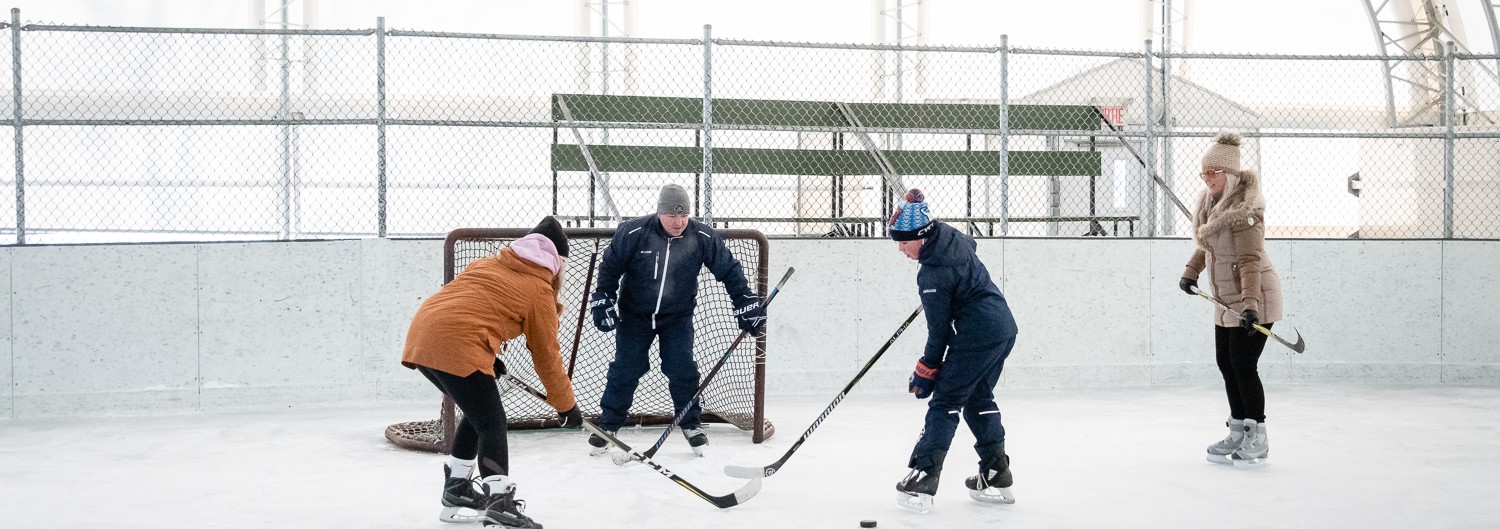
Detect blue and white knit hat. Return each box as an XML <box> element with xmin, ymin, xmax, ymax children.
<box><xmin>888</xmin><ymin>188</ymin><xmax>936</xmax><ymax>241</ymax></box>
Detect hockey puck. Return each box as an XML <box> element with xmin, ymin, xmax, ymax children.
<box><xmin>860</xmin><ymin>521</ymin><xmax>877</xmax><ymax>528</ymax></box>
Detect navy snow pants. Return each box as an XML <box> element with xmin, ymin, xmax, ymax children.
<box><xmin>597</xmin><ymin>311</ymin><xmax>702</xmax><ymax>430</ymax></box>
<box><xmin>908</xmin><ymin>335</ymin><xmax>1015</xmax><ymax>473</ymax></box>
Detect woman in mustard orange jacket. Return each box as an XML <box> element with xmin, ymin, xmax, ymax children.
<box><xmin>402</xmin><ymin>216</ymin><xmax>579</xmax><ymax>529</ymax></box>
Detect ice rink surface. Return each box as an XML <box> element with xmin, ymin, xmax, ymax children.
<box><xmin>2</xmin><ymin>383</ymin><xmax>1496</xmax><ymax>529</ymax></box>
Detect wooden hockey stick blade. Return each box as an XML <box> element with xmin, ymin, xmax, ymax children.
<box><xmin>1192</xmin><ymin>286</ymin><xmax>1307</xmax><ymax>354</ymax></box>
<box><xmin>497</xmin><ymin>372</ymin><xmax>762</xmax><ymax>508</ymax></box>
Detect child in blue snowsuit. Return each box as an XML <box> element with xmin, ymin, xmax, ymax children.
<box><xmin>585</xmin><ymin>184</ymin><xmax>765</xmax><ymax>454</ymax></box>
<box><xmin>890</xmin><ymin>189</ymin><xmax>1019</xmax><ymax>513</ymax></box>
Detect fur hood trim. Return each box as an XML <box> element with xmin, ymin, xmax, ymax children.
<box><xmin>1193</xmin><ymin>168</ymin><xmax>1264</xmax><ymax>252</ymax></box>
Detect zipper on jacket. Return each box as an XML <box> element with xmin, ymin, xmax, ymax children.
<box><xmin>652</xmin><ymin>237</ymin><xmax>676</xmax><ymax>329</ymax></box>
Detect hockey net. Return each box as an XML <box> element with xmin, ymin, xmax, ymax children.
<box><xmin>385</xmin><ymin>227</ymin><xmax>774</xmax><ymax>453</ymax></box>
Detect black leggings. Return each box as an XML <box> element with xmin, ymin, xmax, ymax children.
<box><xmin>418</xmin><ymin>366</ymin><xmax>510</xmax><ymax>477</ymax></box>
<box><xmin>1214</xmin><ymin>322</ymin><xmax>1273</xmax><ymax>423</ymax></box>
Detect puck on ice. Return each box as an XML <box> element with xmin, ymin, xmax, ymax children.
<box><xmin>859</xmin><ymin>521</ymin><xmax>877</xmax><ymax>528</ymax></box>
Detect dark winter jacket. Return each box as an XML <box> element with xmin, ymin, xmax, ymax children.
<box><xmin>916</xmin><ymin>222</ymin><xmax>1018</xmax><ymax>366</ymax></box>
<box><xmin>595</xmin><ymin>214</ymin><xmax>755</xmax><ymax>327</ymax></box>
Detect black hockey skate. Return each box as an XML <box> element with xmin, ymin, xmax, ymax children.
<box><xmin>895</xmin><ymin>467</ymin><xmax>941</xmax><ymax>513</ymax></box>
<box><xmin>481</xmin><ymin>480</ymin><xmax>541</xmax><ymax>529</ymax></box>
<box><xmin>964</xmin><ymin>456</ymin><xmax>1015</xmax><ymax>505</ymax></box>
<box><xmin>682</xmin><ymin>427</ymin><xmax>709</xmax><ymax>456</ymax></box>
<box><xmin>587</xmin><ymin>429</ymin><xmax>618</xmax><ymax>457</ymax></box>
<box><xmin>438</xmin><ymin>465</ymin><xmax>485</xmax><ymax>523</ymax></box>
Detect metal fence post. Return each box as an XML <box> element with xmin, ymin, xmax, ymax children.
<box><xmin>10</xmin><ymin>8</ymin><xmax>22</xmax><ymax>245</ymax></box>
<box><xmin>1443</xmin><ymin>41</ymin><xmax>1455</xmax><ymax>239</ymax></box>
<box><xmin>277</xmin><ymin>7</ymin><xmax>293</xmax><ymax>240</ymax></box>
<box><xmin>376</xmin><ymin>17</ymin><xmax>388</xmax><ymax>238</ymax></box>
<box><xmin>702</xmin><ymin>24</ymin><xmax>714</xmax><ymax>224</ymax></box>
<box><xmin>998</xmin><ymin>34</ymin><xmax>1009</xmax><ymax>237</ymax></box>
<box><xmin>1143</xmin><ymin>39</ymin><xmax>1158</xmax><ymax>237</ymax></box>
<box><xmin>1160</xmin><ymin>39</ymin><xmax>1174</xmax><ymax>237</ymax></box>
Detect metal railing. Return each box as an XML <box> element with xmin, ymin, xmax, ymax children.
<box><xmin>3</xmin><ymin>9</ymin><xmax>1499</xmax><ymax>244</ymax></box>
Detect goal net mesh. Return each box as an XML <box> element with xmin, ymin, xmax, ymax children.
<box><xmin>385</xmin><ymin>227</ymin><xmax>774</xmax><ymax>453</ymax></box>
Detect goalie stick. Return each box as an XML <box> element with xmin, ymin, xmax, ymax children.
<box><xmin>1191</xmin><ymin>285</ymin><xmax>1306</xmax><ymax>353</ymax></box>
<box><xmin>627</xmin><ymin>266</ymin><xmax>796</xmax><ymax>463</ymax></box>
<box><xmin>723</xmin><ymin>304</ymin><xmax>924</xmax><ymax>479</ymax></box>
<box><xmin>495</xmin><ymin>371</ymin><xmax>763</xmax><ymax>509</ymax></box>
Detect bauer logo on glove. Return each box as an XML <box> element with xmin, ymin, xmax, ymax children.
<box><xmin>732</xmin><ymin>294</ymin><xmax>767</xmax><ymax>334</ymax></box>
<box><xmin>909</xmin><ymin>358</ymin><xmax>939</xmax><ymax>399</ymax></box>
<box><xmin>589</xmin><ymin>292</ymin><xmax>620</xmax><ymax>332</ymax></box>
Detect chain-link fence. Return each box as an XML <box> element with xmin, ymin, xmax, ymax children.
<box><xmin>2</xmin><ymin>12</ymin><xmax>1498</xmax><ymax>244</ymax></box>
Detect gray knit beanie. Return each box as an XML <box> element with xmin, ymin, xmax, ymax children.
<box><xmin>657</xmin><ymin>184</ymin><xmax>691</xmax><ymax>215</ymax></box>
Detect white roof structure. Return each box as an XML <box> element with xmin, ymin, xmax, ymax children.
<box><xmin>1011</xmin><ymin>58</ymin><xmax>1262</xmax><ymax>130</ymax></box>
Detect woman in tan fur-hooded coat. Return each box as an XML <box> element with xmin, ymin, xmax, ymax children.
<box><xmin>1178</xmin><ymin>132</ymin><xmax>1283</xmax><ymax>466</ymax></box>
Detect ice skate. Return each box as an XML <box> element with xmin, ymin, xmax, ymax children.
<box><xmin>1230</xmin><ymin>419</ymin><xmax>1268</xmax><ymax>467</ymax></box>
<box><xmin>1206</xmin><ymin>418</ymin><xmax>1245</xmax><ymax>465</ymax></box>
<box><xmin>480</xmin><ymin>476</ymin><xmax>541</xmax><ymax>529</ymax></box>
<box><xmin>965</xmin><ymin>456</ymin><xmax>1015</xmax><ymax>505</ymax></box>
<box><xmin>894</xmin><ymin>467</ymin><xmax>940</xmax><ymax>513</ymax></box>
<box><xmin>682</xmin><ymin>427</ymin><xmax>709</xmax><ymax>457</ymax></box>
<box><xmin>438</xmin><ymin>464</ymin><xmax>485</xmax><ymax>523</ymax></box>
<box><xmin>587</xmin><ymin>429</ymin><xmax>618</xmax><ymax>457</ymax></box>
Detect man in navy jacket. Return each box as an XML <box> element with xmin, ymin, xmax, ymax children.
<box><xmin>586</xmin><ymin>184</ymin><xmax>764</xmax><ymax>455</ymax></box>
<box><xmin>889</xmin><ymin>189</ymin><xmax>1019</xmax><ymax>513</ymax></box>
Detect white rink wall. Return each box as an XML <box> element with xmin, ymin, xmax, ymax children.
<box><xmin>1</xmin><ymin>238</ymin><xmax>1497</xmax><ymax>419</ymax></box>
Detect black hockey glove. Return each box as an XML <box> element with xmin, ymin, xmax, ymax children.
<box><xmin>908</xmin><ymin>358</ymin><xmax>939</xmax><ymax>399</ymax></box>
<box><xmin>589</xmin><ymin>291</ymin><xmax>619</xmax><ymax>332</ymax></box>
<box><xmin>558</xmin><ymin>405</ymin><xmax>583</xmax><ymax>429</ymax></box>
<box><xmin>1178</xmin><ymin>277</ymin><xmax>1197</xmax><ymax>295</ymax></box>
<box><xmin>1240</xmin><ymin>308</ymin><xmax>1260</xmax><ymax>336</ymax></box>
<box><xmin>733</xmin><ymin>294</ymin><xmax>766</xmax><ymax>335</ymax></box>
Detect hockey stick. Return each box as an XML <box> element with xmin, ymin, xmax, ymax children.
<box><xmin>724</xmin><ymin>304</ymin><xmax>924</xmax><ymax>479</ymax></box>
<box><xmin>1190</xmin><ymin>285</ymin><xmax>1306</xmax><ymax>353</ymax></box>
<box><xmin>1091</xmin><ymin>106</ymin><xmax>1193</xmax><ymax>220</ymax></box>
<box><xmin>629</xmin><ymin>267</ymin><xmax>795</xmax><ymax>462</ymax></box>
<box><xmin>496</xmin><ymin>371</ymin><xmax>762</xmax><ymax>509</ymax></box>
<box><xmin>567</xmin><ymin>251</ymin><xmax>600</xmax><ymax>378</ymax></box>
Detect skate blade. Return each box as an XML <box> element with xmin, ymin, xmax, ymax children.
<box><xmin>895</xmin><ymin>491</ymin><xmax>934</xmax><ymax>513</ymax></box>
<box><xmin>1231</xmin><ymin>455</ymin><xmax>1267</xmax><ymax>468</ymax></box>
<box><xmin>968</xmin><ymin>487</ymin><xmax>1015</xmax><ymax>505</ymax></box>
<box><xmin>1206</xmin><ymin>453</ymin><xmax>1234</xmax><ymax>465</ymax></box>
<box><xmin>691</xmin><ymin>446</ymin><xmax>704</xmax><ymax>457</ymax></box>
<box><xmin>438</xmin><ymin>506</ymin><xmax>482</xmax><ymax>523</ymax></box>
<box><xmin>588</xmin><ymin>445</ymin><xmax>611</xmax><ymax>457</ymax></box>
